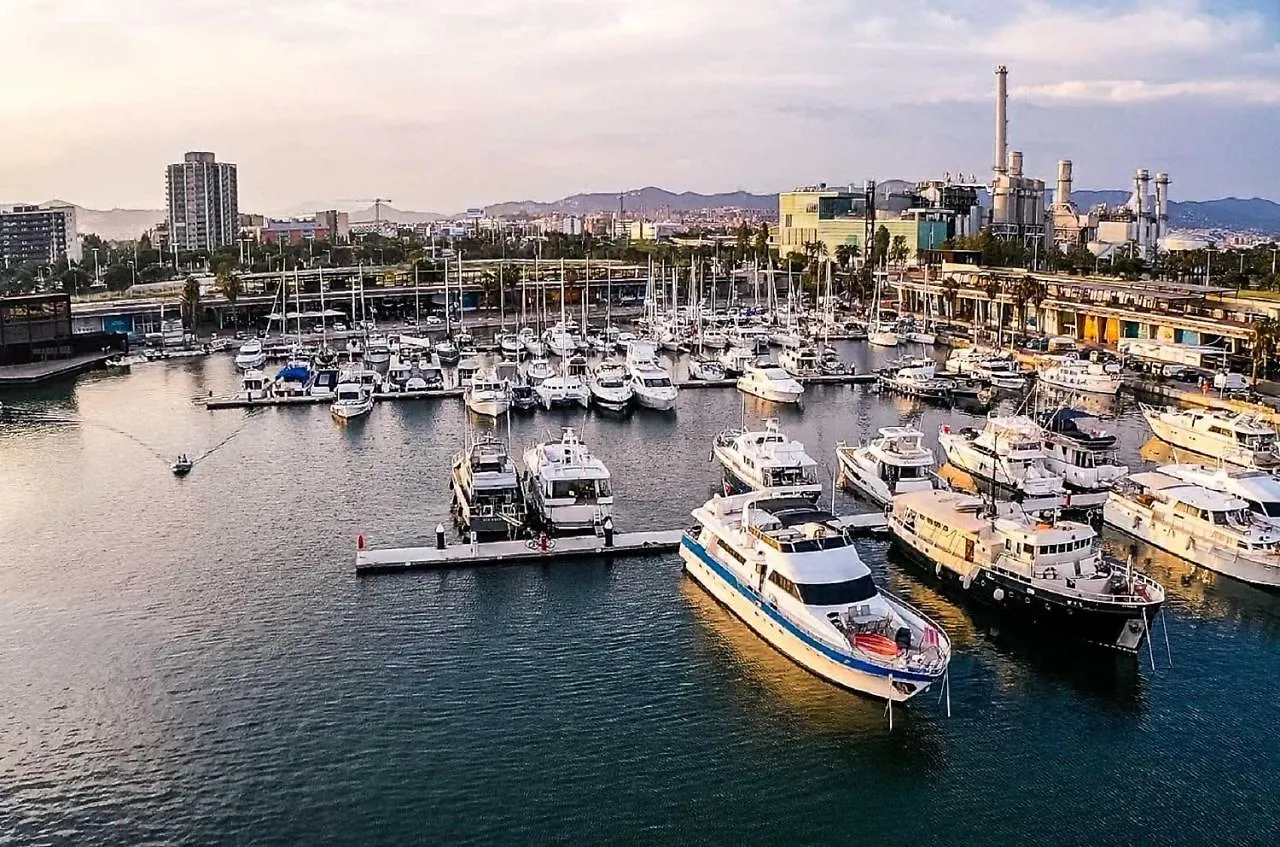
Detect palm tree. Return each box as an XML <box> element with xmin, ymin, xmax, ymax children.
<box><xmin>215</xmin><ymin>269</ymin><xmax>244</xmax><ymax>328</ymax></box>
<box><xmin>940</xmin><ymin>275</ymin><xmax>962</xmax><ymax>322</ymax></box>
<box><xmin>181</xmin><ymin>275</ymin><xmax>202</xmax><ymax>330</ymax></box>
<box><xmin>1015</xmin><ymin>275</ymin><xmax>1046</xmax><ymax>338</ymax></box>
<box><xmin>833</xmin><ymin>243</ymin><xmax>856</xmax><ymax>271</ymax></box>
<box><xmin>983</xmin><ymin>278</ymin><xmax>1002</xmax><ymax>346</ymax></box>
<box><xmin>1251</xmin><ymin>316</ymin><xmax>1279</xmax><ymax>381</ymax></box>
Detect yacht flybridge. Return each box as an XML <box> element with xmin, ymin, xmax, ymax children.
<box><xmin>1141</xmin><ymin>405</ymin><xmax>1280</xmax><ymax>469</ymax></box>
<box><xmin>682</xmin><ymin>492</ymin><xmax>952</xmax><ymax>702</ymax></box>
<box><xmin>712</xmin><ymin>419</ymin><xmax>822</xmax><ymax>499</ymax></box>
<box><xmin>836</xmin><ymin>426</ymin><xmax>937</xmax><ymax>506</ymax></box>
<box><xmin>450</xmin><ymin>435</ymin><xmax>526</xmax><ymax>539</ymax></box>
<box><xmin>1156</xmin><ymin>462</ymin><xmax>1280</xmax><ymax>525</ymax></box>
<box><xmin>1105</xmin><ymin>471</ymin><xmax>1280</xmax><ymax>588</ymax></box>
<box><xmin>890</xmin><ymin>489</ymin><xmax>1166</xmax><ymax>653</ymax></box>
<box><xmin>522</xmin><ymin>428</ymin><xmax>613</xmax><ymax>535</ymax></box>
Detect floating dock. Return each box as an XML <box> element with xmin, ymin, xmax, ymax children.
<box><xmin>0</xmin><ymin>352</ymin><xmax>114</xmax><ymax>386</ymax></box>
<box><xmin>354</xmin><ymin>512</ymin><xmax>889</xmax><ymax>575</ymax></box>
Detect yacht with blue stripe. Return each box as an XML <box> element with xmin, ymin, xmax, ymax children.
<box><xmin>682</xmin><ymin>491</ymin><xmax>952</xmax><ymax>703</ymax></box>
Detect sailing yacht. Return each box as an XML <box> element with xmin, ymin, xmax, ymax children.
<box><xmin>682</xmin><ymin>491</ymin><xmax>952</xmax><ymax>701</ymax></box>
<box><xmin>522</xmin><ymin>428</ymin><xmax>613</xmax><ymax>534</ymax></box>
<box><xmin>464</xmin><ymin>370</ymin><xmax>512</xmax><ymax>418</ymax></box>
<box><xmin>836</xmin><ymin>426</ymin><xmax>937</xmax><ymax>506</ymax></box>
<box><xmin>712</xmin><ymin>419</ymin><xmax>822</xmax><ymax>499</ymax></box>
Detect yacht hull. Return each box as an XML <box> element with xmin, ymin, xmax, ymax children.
<box><xmin>939</xmin><ymin>434</ymin><xmax>1064</xmax><ymax>501</ymax></box>
<box><xmin>681</xmin><ymin>535</ymin><xmax>938</xmax><ymax>702</ymax></box>
<box><xmin>736</xmin><ymin>382</ymin><xmax>803</xmax><ymax>404</ymax></box>
<box><xmin>1143</xmin><ymin>411</ymin><xmax>1277</xmax><ymax>469</ymax></box>
<box><xmin>633</xmin><ymin>391</ymin><xmax>677</xmax><ymax>411</ymax></box>
<box><xmin>466</xmin><ymin>397</ymin><xmax>511</xmax><ymax>418</ymax></box>
<box><xmin>1104</xmin><ymin>496</ymin><xmax>1280</xmax><ymax>588</ymax></box>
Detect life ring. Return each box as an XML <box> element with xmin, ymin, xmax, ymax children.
<box><xmin>1044</xmin><ymin>566</ymin><xmax>1057</xmax><ymax>580</ymax></box>
<box><xmin>993</xmin><ymin>587</ymin><xmax>1005</xmax><ymax>602</ymax></box>
<box><xmin>961</xmin><ymin>573</ymin><xmax>973</xmax><ymax>590</ymax></box>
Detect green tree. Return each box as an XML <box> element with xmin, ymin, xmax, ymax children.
<box><xmin>216</xmin><ymin>269</ymin><xmax>244</xmax><ymax>327</ymax></box>
<box><xmin>1251</xmin><ymin>316</ymin><xmax>1279</xmax><ymax>381</ymax></box>
<box><xmin>889</xmin><ymin>234</ymin><xmax>909</xmax><ymax>267</ymax></box>
<box><xmin>753</xmin><ymin>222</ymin><xmax>771</xmax><ymax>262</ymax></box>
<box><xmin>872</xmin><ymin>225</ymin><xmax>891</xmax><ymax>269</ymax></box>
<box><xmin>940</xmin><ymin>275</ymin><xmax>962</xmax><ymax>321</ymax></box>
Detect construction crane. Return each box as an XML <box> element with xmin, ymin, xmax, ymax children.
<box><xmin>334</xmin><ymin>198</ymin><xmax>394</xmax><ymax>223</ymax></box>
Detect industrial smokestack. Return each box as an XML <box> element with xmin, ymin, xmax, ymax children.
<box><xmin>1137</xmin><ymin>168</ymin><xmax>1151</xmax><ymax>253</ymax></box>
<box><xmin>1008</xmin><ymin>150</ymin><xmax>1023</xmax><ymax>178</ymax></box>
<box><xmin>1056</xmin><ymin>159</ymin><xmax>1073</xmax><ymax>209</ymax></box>
<box><xmin>1155</xmin><ymin>172</ymin><xmax>1170</xmax><ymax>240</ymax></box>
<box><xmin>994</xmin><ymin>66</ymin><xmax>1009</xmax><ymax>174</ymax></box>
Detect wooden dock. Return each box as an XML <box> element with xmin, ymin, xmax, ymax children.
<box><xmin>355</xmin><ymin>529</ymin><xmax>685</xmax><ymax>574</ymax></box>
<box><xmin>0</xmin><ymin>352</ymin><xmax>114</xmax><ymax>386</ymax></box>
<box><xmin>204</xmin><ymin>388</ymin><xmax>464</xmax><ymax>409</ymax></box>
<box><xmin>354</xmin><ymin>512</ymin><xmax>890</xmax><ymax>575</ymax></box>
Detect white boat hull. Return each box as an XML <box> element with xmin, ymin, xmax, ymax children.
<box><xmin>633</xmin><ymin>389</ymin><xmax>677</xmax><ymax>411</ymax></box>
<box><xmin>939</xmin><ymin>433</ymin><xmax>1064</xmax><ymax>498</ymax></box>
<box><xmin>1040</xmin><ymin>372</ymin><xmax>1121</xmax><ymax>395</ymax></box>
<box><xmin>466</xmin><ymin>396</ymin><xmax>511</xmax><ymax>418</ymax></box>
<box><xmin>868</xmin><ymin>331</ymin><xmax>899</xmax><ymax>347</ymax></box>
<box><xmin>681</xmin><ymin>536</ymin><xmax>935</xmax><ymax>702</ymax></box>
<box><xmin>737</xmin><ymin>380</ymin><xmax>803</xmax><ymax>404</ymax></box>
<box><xmin>1104</xmin><ymin>496</ymin><xmax>1280</xmax><ymax>588</ymax></box>
<box><xmin>904</xmin><ymin>332</ymin><xmax>936</xmax><ymax>345</ymax></box>
<box><xmin>1144</xmin><ymin>411</ymin><xmax>1277</xmax><ymax>469</ymax></box>
<box><xmin>330</xmin><ymin>400</ymin><xmax>373</xmax><ymax>420</ymax></box>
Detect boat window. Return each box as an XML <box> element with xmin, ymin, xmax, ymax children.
<box><xmin>795</xmin><ymin>576</ymin><xmax>878</xmax><ymax>606</ymax></box>
<box><xmin>767</xmin><ymin>570</ymin><xmax>803</xmax><ymax>601</ymax></box>
<box><xmin>642</xmin><ymin>377</ymin><xmax>672</xmax><ymax>388</ymax></box>
<box><xmin>1256</xmin><ymin>501</ymin><xmax>1280</xmax><ymax>518</ymax></box>
<box><xmin>1210</xmin><ymin>426</ymin><xmax>1232</xmax><ymax>437</ymax></box>
<box><xmin>1212</xmin><ymin>510</ymin><xmax>1229</xmax><ymax>525</ymax></box>
<box><xmin>549</xmin><ymin>479</ymin><xmax>611</xmax><ymax>501</ymax></box>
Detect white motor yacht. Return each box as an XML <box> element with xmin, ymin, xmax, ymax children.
<box><xmin>972</xmin><ymin>357</ymin><xmax>1026</xmax><ymax>390</ymax></box>
<box><xmin>451</xmin><ymin>435</ymin><xmax>526</xmax><ymax>539</ymax></box>
<box><xmin>892</xmin><ymin>489</ymin><xmax>1165</xmax><ymax>651</ymax></box>
<box><xmin>938</xmin><ymin>416</ymin><xmax>1065</xmax><ymax>503</ymax></box>
<box><xmin>1157</xmin><ymin>463</ymin><xmax>1280</xmax><ymax>525</ymax></box>
<box><xmin>329</xmin><ymin>376</ymin><xmax>374</xmax><ymax>421</ymax></box>
<box><xmin>364</xmin><ymin>335</ymin><xmax>392</xmax><ymax>366</ymax></box>
<box><xmin>240</xmin><ymin>368</ymin><xmax>273</xmax><ymax>401</ymax></box>
<box><xmin>1040</xmin><ymin>409</ymin><xmax>1128</xmax><ymax>509</ymax></box>
<box><xmin>588</xmin><ymin>360</ymin><xmax>634</xmax><ymax>411</ymax></box>
<box><xmin>386</xmin><ymin>358</ymin><xmax>413</xmax><ymax>392</ymax></box>
<box><xmin>682</xmin><ymin>491</ymin><xmax>952</xmax><ymax>702</ymax></box>
<box><xmin>737</xmin><ymin>362</ymin><xmax>804</xmax><ymax>404</ymax></box>
<box><xmin>730</xmin><ymin>325</ymin><xmax>771</xmax><ymax>353</ymax></box>
<box><xmin>234</xmin><ymin>341</ymin><xmax>267</xmax><ymax>370</ymax></box>
<box><xmin>626</xmin><ymin>341</ymin><xmax>678</xmax><ymax>411</ymax></box>
<box><xmin>465</xmin><ymin>371</ymin><xmax>512</xmax><ymax>418</ymax></box>
<box><xmin>836</xmin><ymin>426</ymin><xmax>937</xmax><ymax>506</ymax></box>
<box><xmin>1105</xmin><ymin>472</ymin><xmax>1280</xmax><ymax>588</ymax></box>
<box><xmin>879</xmin><ymin>358</ymin><xmax>951</xmax><ymax>401</ymax></box>
<box><xmin>712</xmin><ymin>419</ymin><xmax>822</xmax><ymax>499</ymax></box>
<box><xmin>1039</xmin><ymin>355</ymin><xmax>1122</xmax><ymax>395</ymax></box>
<box><xmin>498</xmin><ymin>333</ymin><xmax>523</xmax><ymax>359</ymax></box>
<box><xmin>1141</xmin><ymin>405</ymin><xmax>1280</xmax><ymax>469</ymax></box>
<box><xmin>522</xmin><ymin>428</ymin><xmax>613</xmax><ymax>534</ymax></box>
<box><xmin>779</xmin><ymin>346</ymin><xmax>821</xmax><ymax>378</ymax></box>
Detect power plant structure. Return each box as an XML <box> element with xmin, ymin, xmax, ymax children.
<box><xmin>988</xmin><ymin>66</ymin><xmax>1170</xmax><ymax>262</ymax></box>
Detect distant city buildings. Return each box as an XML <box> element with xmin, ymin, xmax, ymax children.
<box><xmin>248</xmin><ymin>210</ymin><xmax>351</xmax><ymax>246</ymax></box>
<box><xmin>166</xmin><ymin>152</ymin><xmax>238</xmax><ymax>251</ymax></box>
<box><xmin>0</xmin><ymin>204</ymin><xmax>81</xmax><ymax>267</ymax></box>
<box><xmin>774</xmin><ymin>185</ymin><xmax>948</xmax><ymax>263</ymax></box>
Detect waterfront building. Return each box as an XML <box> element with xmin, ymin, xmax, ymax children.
<box><xmin>0</xmin><ymin>205</ymin><xmax>80</xmax><ymax>266</ymax></box>
<box><xmin>258</xmin><ymin>211</ymin><xmax>350</xmax><ymax>246</ymax></box>
<box><xmin>0</xmin><ymin>293</ymin><xmax>126</xmax><ymax>366</ymax></box>
<box><xmin>166</xmin><ymin>152</ymin><xmax>239</xmax><ymax>251</ymax></box>
<box><xmin>773</xmin><ymin>186</ymin><xmax>948</xmax><ymax>264</ymax></box>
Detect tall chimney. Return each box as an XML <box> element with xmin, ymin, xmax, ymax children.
<box><xmin>1138</xmin><ymin>168</ymin><xmax>1151</xmax><ymax>253</ymax></box>
<box><xmin>1056</xmin><ymin>159</ymin><xmax>1073</xmax><ymax>209</ymax></box>
<box><xmin>1008</xmin><ymin>150</ymin><xmax>1023</xmax><ymax>177</ymax></box>
<box><xmin>994</xmin><ymin>66</ymin><xmax>1009</xmax><ymax>174</ymax></box>
<box><xmin>1155</xmin><ymin>172</ymin><xmax>1170</xmax><ymax>240</ymax></box>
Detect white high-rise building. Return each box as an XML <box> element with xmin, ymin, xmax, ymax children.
<box><xmin>165</xmin><ymin>152</ymin><xmax>238</xmax><ymax>251</ymax></box>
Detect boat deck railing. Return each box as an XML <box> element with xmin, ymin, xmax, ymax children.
<box><xmin>990</xmin><ymin>555</ymin><xmax>1163</xmax><ymax>604</ymax></box>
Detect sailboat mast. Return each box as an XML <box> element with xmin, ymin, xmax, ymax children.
<box><xmin>319</xmin><ymin>266</ymin><xmax>327</xmax><ymax>349</ymax></box>
<box><xmin>444</xmin><ymin>256</ymin><xmax>451</xmax><ymax>337</ymax></box>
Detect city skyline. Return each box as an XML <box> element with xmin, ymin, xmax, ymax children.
<box><xmin>2</xmin><ymin>0</ymin><xmax>1278</xmax><ymax>213</ymax></box>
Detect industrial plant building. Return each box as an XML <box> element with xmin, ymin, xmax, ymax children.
<box><xmin>773</xmin><ymin>184</ymin><xmax>950</xmax><ymax>261</ymax></box>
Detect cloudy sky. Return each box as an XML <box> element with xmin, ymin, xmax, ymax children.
<box><xmin>1</xmin><ymin>0</ymin><xmax>1277</xmax><ymax>213</ymax></box>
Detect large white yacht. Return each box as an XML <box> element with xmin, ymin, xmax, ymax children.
<box><xmin>1038</xmin><ymin>355</ymin><xmax>1122</xmax><ymax>395</ymax></box>
<box><xmin>737</xmin><ymin>361</ymin><xmax>804</xmax><ymax>404</ymax></box>
<box><xmin>234</xmin><ymin>340</ymin><xmax>267</xmax><ymax>370</ymax></box>
<box><xmin>522</xmin><ymin>428</ymin><xmax>613</xmax><ymax>535</ymax></box>
<box><xmin>450</xmin><ymin>435</ymin><xmax>526</xmax><ymax>539</ymax></box>
<box><xmin>329</xmin><ymin>374</ymin><xmax>374</xmax><ymax>421</ymax></box>
<box><xmin>533</xmin><ymin>371</ymin><xmax>590</xmax><ymax>410</ymax></box>
<box><xmin>588</xmin><ymin>360</ymin><xmax>633</xmax><ymax>411</ymax></box>
<box><xmin>778</xmin><ymin>347</ymin><xmax>820</xmax><ymax>377</ymax></box>
<box><xmin>890</xmin><ymin>489</ymin><xmax>1165</xmax><ymax>652</ymax></box>
<box><xmin>1104</xmin><ymin>471</ymin><xmax>1280</xmax><ymax>588</ymax></box>
<box><xmin>1040</xmin><ymin>409</ymin><xmax>1129</xmax><ymax>510</ymax></box>
<box><xmin>682</xmin><ymin>492</ymin><xmax>952</xmax><ymax>702</ymax></box>
<box><xmin>464</xmin><ymin>371</ymin><xmax>511</xmax><ymax>418</ymax></box>
<box><xmin>712</xmin><ymin>419</ymin><xmax>822</xmax><ymax>499</ymax></box>
<box><xmin>1141</xmin><ymin>405</ymin><xmax>1280</xmax><ymax>469</ymax></box>
<box><xmin>626</xmin><ymin>341</ymin><xmax>678</xmax><ymax>411</ymax></box>
<box><xmin>240</xmin><ymin>369</ymin><xmax>273</xmax><ymax>401</ymax></box>
<box><xmin>836</xmin><ymin>426</ymin><xmax>937</xmax><ymax>506</ymax></box>
<box><xmin>938</xmin><ymin>416</ymin><xmax>1065</xmax><ymax>503</ymax></box>
<box><xmin>1156</xmin><ymin>462</ymin><xmax>1280</xmax><ymax>525</ymax></box>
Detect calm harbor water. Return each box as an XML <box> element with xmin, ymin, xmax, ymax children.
<box><xmin>2</xmin><ymin>344</ymin><xmax>1278</xmax><ymax>845</ymax></box>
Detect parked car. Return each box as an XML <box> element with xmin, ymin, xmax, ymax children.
<box><xmin>424</xmin><ymin>315</ymin><xmax>444</xmax><ymax>327</ymax></box>
<box><xmin>332</xmin><ymin>322</ymin><xmax>348</xmax><ymax>332</ymax></box>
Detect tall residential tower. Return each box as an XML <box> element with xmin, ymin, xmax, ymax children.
<box><xmin>165</xmin><ymin>152</ymin><xmax>238</xmax><ymax>251</ymax></box>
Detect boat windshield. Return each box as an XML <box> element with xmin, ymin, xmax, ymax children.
<box><xmin>1249</xmin><ymin>499</ymin><xmax>1280</xmax><ymax>518</ymax></box>
<box><xmin>1239</xmin><ymin>433</ymin><xmax>1275</xmax><ymax>449</ymax></box>
<box><xmin>642</xmin><ymin>377</ymin><xmax>672</xmax><ymax>388</ymax></box>
<box><xmin>550</xmin><ymin>479</ymin><xmax>612</xmax><ymax>501</ymax></box>
<box><xmin>766</xmin><ymin>467</ymin><xmax>813</xmax><ymax>486</ymax></box>
<box><xmin>796</xmin><ymin>576</ymin><xmax>877</xmax><ymax>606</ymax></box>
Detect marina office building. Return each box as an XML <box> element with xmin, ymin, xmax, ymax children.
<box><xmin>773</xmin><ymin>186</ymin><xmax>951</xmax><ymax>260</ymax></box>
<box><xmin>892</xmin><ymin>264</ymin><xmax>1259</xmax><ymax>357</ymax></box>
<box><xmin>0</xmin><ymin>205</ymin><xmax>81</xmax><ymax>266</ymax></box>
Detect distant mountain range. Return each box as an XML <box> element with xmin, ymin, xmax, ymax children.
<box><xmin>16</xmin><ymin>186</ymin><xmax>1280</xmax><ymax>242</ymax></box>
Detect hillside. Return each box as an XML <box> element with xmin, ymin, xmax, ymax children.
<box><xmin>482</xmin><ymin>187</ymin><xmax>777</xmax><ymax>218</ymax></box>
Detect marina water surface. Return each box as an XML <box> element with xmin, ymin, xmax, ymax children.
<box><xmin>2</xmin><ymin>343</ymin><xmax>1278</xmax><ymax>844</ymax></box>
